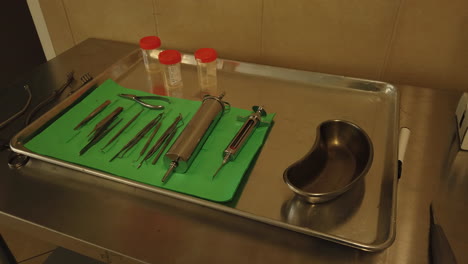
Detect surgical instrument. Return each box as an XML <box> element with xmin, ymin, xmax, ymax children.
<box><xmin>74</xmin><ymin>100</ymin><xmax>111</xmax><ymax>130</ymax></box>
<box><xmin>120</xmin><ymin>114</ymin><xmax>162</xmax><ymax>157</ymax></box>
<box><xmin>153</xmin><ymin>127</ymin><xmax>177</xmax><ymax>165</ymax></box>
<box><xmin>163</xmin><ymin>94</ymin><xmax>229</xmax><ymax>182</ymax></box>
<box><xmin>139</xmin><ymin>122</ymin><xmax>162</xmax><ymax>159</ymax></box>
<box><xmin>212</xmin><ymin>106</ymin><xmax>267</xmax><ymax>179</ymax></box>
<box><xmin>69</xmin><ymin>73</ymin><xmax>94</xmax><ymax>95</ymax></box>
<box><xmin>110</xmin><ymin>113</ymin><xmax>163</xmax><ymax>162</ymax></box>
<box><xmin>101</xmin><ymin>109</ymin><xmax>143</xmax><ymax>150</ymax></box>
<box><xmin>88</xmin><ymin>107</ymin><xmax>123</xmax><ymax>137</ymax></box>
<box><xmin>1</xmin><ymin>85</ymin><xmax>33</xmax><ymax>169</ymax></box>
<box><xmin>118</xmin><ymin>94</ymin><xmax>170</xmax><ymax>110</ymax></box>
<box><xmin>80</xmin><ymin>118</ymin><xmax>122</xmax><ymax>155</ymax></box>
<box><xmin>0</xmin><ymin>85</ymin><xmax>32</xmax><ymax>130</ymax></box>
<box><xmin>137</xmin><ymin>114</ymin><xmax>182</xmax><ymax>169</ymax></box>
<box><xmin>25</xmin><ymin>71</ymin><xmax>75</xmax><ymax>125</ymax></box>
<box><xmin>89</xmin><ymin>111</ymin><xmax>120</xmax><ymax>142</ymax></box>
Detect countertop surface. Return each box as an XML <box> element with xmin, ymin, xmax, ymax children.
<box><xmin>0</xmin><ymin>39</ymin><xmax>466</xmax><ymax>264</ymax></box>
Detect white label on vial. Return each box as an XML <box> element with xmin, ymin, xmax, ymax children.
<box><xmin>168</xmin><ymin>65</ymin><xmax>182</xmax><ymax>86</ymax></box>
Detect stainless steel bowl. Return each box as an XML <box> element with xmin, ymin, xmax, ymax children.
<box><xmin>283</xmin><ymin>120</ymin><xmax>373</xmax><ymax>203</ymax></box>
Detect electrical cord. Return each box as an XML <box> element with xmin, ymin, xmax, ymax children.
<box><xmin>24</xmin><ymin>71</ymin><xmax>74</xmax><ymax>125</ymax></box>
<box><xmin>0</xmin><ymin>85</ymin><xmax>32</xmax><ymax>130</ymax></box>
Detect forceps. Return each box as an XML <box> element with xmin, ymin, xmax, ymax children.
<box><xmin>119</xmin><ymin>94</ymin><xmax>170</xmax><ymax>110</ymax></box>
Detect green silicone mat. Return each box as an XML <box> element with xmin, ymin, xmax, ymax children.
<box><xmin>25</xmin><ymin>79</ymin><xmax>274</xmax><ymax>202</ymax></box>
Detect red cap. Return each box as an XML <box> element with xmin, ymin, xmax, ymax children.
<box><xmin>158</xmin><ymin>50</ymin><xmax>182</xmax><ymax>65</ymax></box>
<box><xmin>195</xmin><ymin>48</ymin><xmax>217</xmax><ymax>63</ymax></box>
<box><xmin>139</xmin><ymin>36</ymin><xmax>161</xmax><ymax>50</ymax></box>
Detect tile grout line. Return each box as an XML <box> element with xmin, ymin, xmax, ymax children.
<box><xmin>153</xmin><ymin>0</ymin><xmax>160</xmax><ymax>37</ymax></box>
<box><xmin>379</xmin><ymin>0</ymin><xmax>405</xmax><ymax>81</ymax></box>
<box><xmin>259</xmin><ymin>0</ymin><xmax>265</xmax><ymax>61</ymax></box>
<box><xmin>61</xmin><ymin>0</ymin><xmax>77</xmax><ymax>45</ymax></box>
<box><xmin>17</xmin><ymin>249</ymin><xmax>55</xmax><ymax>263</ymax></box>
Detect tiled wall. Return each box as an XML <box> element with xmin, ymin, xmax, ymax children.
<box><xmin>37</xmin><ymin>0</ymin><xmax>468</xmax><ymax>91</ymax></box>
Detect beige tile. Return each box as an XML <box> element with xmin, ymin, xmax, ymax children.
<box><xmin>155</xmin><ymin>0</ymin><xmax>263</xmax><ymax>62</ymax></box>
<box><xmin>0</xmin><ymin>226</ymin><xmax>56</xmax><ymax>262</ymax></box>
<box><xmin>39</xmin><ymin>0</ymin><xmax>75</xmax><ymax>56</ymax></box>
<box><xmin>63</xmin><ymin>0</ymin><xmax>157</xmax><ymax>45</ymax></box>
<box><xmin>262</xmin><ymin>0</ymin><xmax>401</xmax><ymax>80</ymax></box>
<box><xmin>383</xmin><ymin>0</ymin><xmax>468</xmax><ymax>91</ymax></box>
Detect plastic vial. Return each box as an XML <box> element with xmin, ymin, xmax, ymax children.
<box><xmin>159</xmin><ymin>50</ymin><xmax>184</xmax><ymax>92</ymax></box>
<box><xmin>140</xmin><ymin>36</ymin><xmax>162</xmax><ymax>73</ymax></box>
<box><xmin>195</xmin><ymin>48</ymin><xmax>218</xmax><ymax>97</ymax></box>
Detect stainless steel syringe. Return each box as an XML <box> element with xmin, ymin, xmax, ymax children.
<box><xmin>212</xmin><ymin>106</ymin><xmax>267</xmax><ymax>179</ymax></box>
<box><xmin>162</xmin><ymin>93</ymin><xmax>229</xmax><ymax>182</ymax></box>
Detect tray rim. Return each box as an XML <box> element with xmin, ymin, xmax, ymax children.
<box><xmin>10</xmin><ymin>48</ymin><xmax>400</xmax><ymax>252</ymax></box>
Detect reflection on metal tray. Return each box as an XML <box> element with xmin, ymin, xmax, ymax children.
<box><xmin>10</xmin><ymin>48</ymin><xmax>399</xmax><ymax>251</ymax></box>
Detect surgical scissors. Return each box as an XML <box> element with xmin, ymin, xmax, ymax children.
<box><xmin>119</xmin><ymin>94</ymin><xmax>170</xmax><ymax>110</ymax></box>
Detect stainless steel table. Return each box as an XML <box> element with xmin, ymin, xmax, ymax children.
<box><xmin>0</xmin><ymin>39</ymin><xmax>464</xmax><ymax>264</ymax></box>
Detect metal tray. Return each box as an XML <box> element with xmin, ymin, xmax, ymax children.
<box><xmin>11</xmin><ymin>49</ymin><xmax>399</xmax><ymax>251</ymax></box>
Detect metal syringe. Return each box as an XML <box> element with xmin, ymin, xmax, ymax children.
<box><xmin>212</xmin><ymin>106</ymin><xmax>268</xmax><ymax>179</ymax></box>
<box><xmin>162</xmin><ymin>93</ymin><xmax>229</xmax><ymax>182</ymax></box>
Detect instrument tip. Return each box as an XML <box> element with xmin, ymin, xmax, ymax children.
<box><xmin>109</xmin><ymin>153</ymin><xmax>119</xmax><ymax>162</ymax></box>
<box><xmin>212</xmin><ymin>154</ymin><xmax>231</xmax><ymax>180</ymax></box>
<box><xmin>212</xmin><ymin>164</ymin><xmax>223</xmax><ymax>180</ymax></box>
<box><xmin>162</xmin><ymin>161</ymin><xmax>177</xmax><ymax>183</ymax></box>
